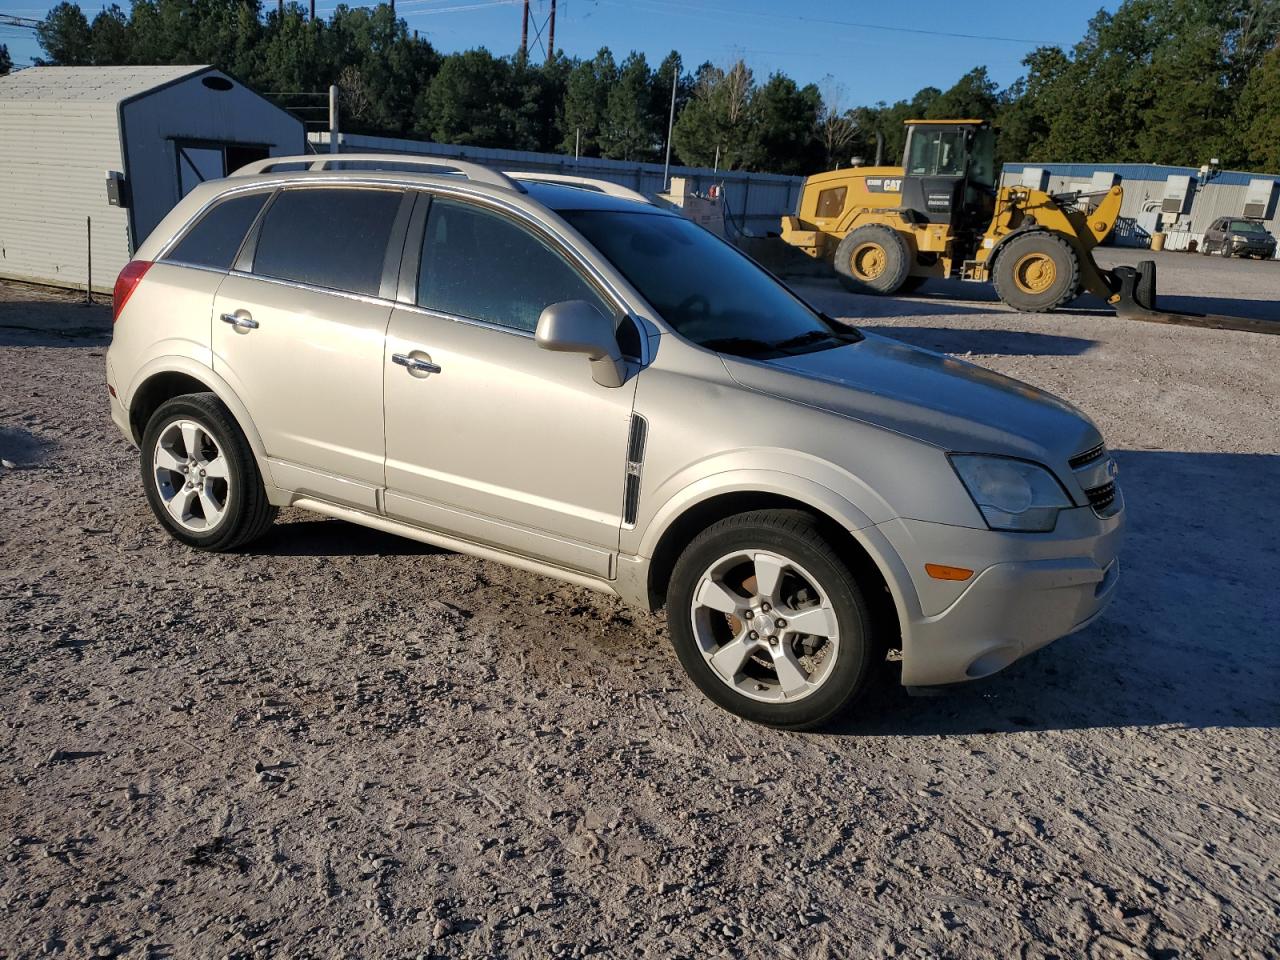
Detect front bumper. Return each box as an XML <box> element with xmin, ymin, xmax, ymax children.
<box><xmin>876</xmin><ymin>497</ymin><xmax>1125</xmax><ymax>687</ymax></box>
<box><xmin>1229</xmin><ymin>239</ymin><xmax>1276</xmax><ymax>257</ymax></box>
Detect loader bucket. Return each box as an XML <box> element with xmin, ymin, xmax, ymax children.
<box><xmin>1108</xmin><ymin>261</ymin><xmax>1278</xmax><ymax>336</ymax></box>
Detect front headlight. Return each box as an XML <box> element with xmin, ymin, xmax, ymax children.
<box><xmin>950</xmin><ymin>455</ymin><xmax>1072</xmax><ymax>532</ymax></box>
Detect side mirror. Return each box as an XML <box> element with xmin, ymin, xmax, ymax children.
<box><xmin>535</xmin><ymin>300</ymin><xmax>626</xmax><ymax>388</ymax></box>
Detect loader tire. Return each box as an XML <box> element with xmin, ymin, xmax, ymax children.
<box><xmin>834</xmin><ymin>225</ymin><xmax>911</xmax><ymax>295</ymax></box>
<box><xmin>992</xmin><ymin>232</ymin><xmax>1080</xmax><ymax>313</ymax></box>
<box><xmin>1135</xmin><ymin>260</ymin><xmax>1157</xmax><ymax>310</ymax></box>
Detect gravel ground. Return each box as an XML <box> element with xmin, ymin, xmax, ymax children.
<box><xmin>1</xmin><ymin>251</ymin><xmax>1278</xmax><ymax>960</ymax></box>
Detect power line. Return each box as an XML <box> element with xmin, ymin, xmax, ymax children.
<box><xmin>595</xmin><ymin>0</ymin><xmax>1064</xmax><ymax>47</ymax></box>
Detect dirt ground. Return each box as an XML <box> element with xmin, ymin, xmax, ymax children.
<box><xmin>1</xmin><ymin>250</ymin><xmax>1278</xmax><ymax>960</ymax></box>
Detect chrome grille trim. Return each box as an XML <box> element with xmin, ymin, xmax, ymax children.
<box><xmin>622</xmin><ymin>415</ymin><xmax>648</xmax><ymax>527</ymax></box>
<box><xmin>1069</xmin><ymin>442</ymin><xmax>1106</xmax><ymax>469</ymax></box>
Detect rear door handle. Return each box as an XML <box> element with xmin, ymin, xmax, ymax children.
<box><xmin>220</xmin><ymin>311</ymin><xmax>259</xmax><ymax>331</ymax></box>
<box><xmin>392</xmin><ymin>353</ymin><xmax>441</xmax><ymax>375</ymax></box>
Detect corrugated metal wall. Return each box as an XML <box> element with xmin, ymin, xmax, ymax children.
<box><xmin>0</xmin><ymin>100</ymin><xmax>132</xmax><ymax>291</ymax></box>
<box><xmin>1000</xmin><ymin>162</ymin><xmax>1280</xmax><ymax>259</ymax></box>
<box><xmin>310</xmin><ymin>132</ymin><xmax>805</xmax><ymax>235</ymax></box>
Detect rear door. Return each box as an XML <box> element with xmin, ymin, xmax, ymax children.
<box><xmin>212</xmin><ymin>185</ymin><xmax>411</xmax><ymax>510</ymax></box>
<box><xmin>381</xmin><ymin>194</ymin><xmax>638</xmax><ymax>577</ymax></box>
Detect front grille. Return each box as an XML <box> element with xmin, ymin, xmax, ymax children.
<box><xmin>1086</xmin><ymin>480</ymin><xmax>1117</xmax><ymax>512</ymax></box>
<box><xmin>1069</xmin><ymin>442</ymin><xmax>1106</xmax><ymax>469</ymax></box>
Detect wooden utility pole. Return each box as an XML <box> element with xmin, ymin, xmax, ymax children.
<box><xmin>309</xmin><ymin>0</ymin><xmax>315</xmax><ymax>19</ymax></box>
<box><xmin>521</xmin><ymin>0</ymin><xmax>529</xmax><ymax>57</ymax></box>
<box><xmin>546</xmin><ymin>0</ymin><xmax>555</xmax><ymax>65</ymax></box>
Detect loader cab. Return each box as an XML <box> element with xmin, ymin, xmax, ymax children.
<box><xmin>900</xmin><ymin>120</ymin><xmax>995</xmax><ymax>230</ymax></box>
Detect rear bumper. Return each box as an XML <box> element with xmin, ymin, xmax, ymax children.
<box><xmin>106</xmin><ymin>357</ymin><xmax>134</xmax><ymax>445</ymax></box>
<box><xmin>877</xmin><ymin>500</ymin><xmax>1125</xmax><ymax>687</ymax></box>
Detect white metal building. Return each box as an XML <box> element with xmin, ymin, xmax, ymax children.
<box><xmin>0</xmin><ymin>65</ymin><xmax>304</xmax><ymax>292</ymax></box>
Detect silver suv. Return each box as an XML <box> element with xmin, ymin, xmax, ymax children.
<box><xmin>106</xmin><ymin>154</ymin><xmax>1124</xmax><ymax>729</ymax></box>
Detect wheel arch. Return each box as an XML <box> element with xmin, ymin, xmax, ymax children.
<box><xmin>641</xmin><ymin>489</ymin><xmax>904</xmax><ymax>652</ymax></box>
<box><xmin>125</xmin><ymin>357</ymin><xmax>270</xmax><ymax>471</ymax></box>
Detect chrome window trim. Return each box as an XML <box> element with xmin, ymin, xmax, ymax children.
<box><xmin>226</xmin><ymin>269</ymin><xmax>397</xmax><ymax>309</ymax></box>
<box><xmin>393</xmin><ymin>301</ymin><xmax>536</xmax><ymax>340</ymax></box>
<box><xmin>156</xmin><ymin>260</ymin><xmax>233</xmax><ymax>277</ymax></box>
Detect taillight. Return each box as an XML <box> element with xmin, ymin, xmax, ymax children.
<box><xmin>112</xmin><ymin>260</ymin><xmax>152</xmax><ymax>323</ymax></box>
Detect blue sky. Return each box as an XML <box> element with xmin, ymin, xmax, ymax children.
<box><xmin>2</xmin><ymin>0</ymin><xmax>1118</xmax><ymax>104</ymax></box>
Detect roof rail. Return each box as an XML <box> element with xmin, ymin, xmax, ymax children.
<box><xmin>503</xmin><ymin>171</ymin><xmax>652</xmax><ymax>204</ymax></box>
<box><xmin>230</xmin><ymin>153</ymin><xmax>518</xmax><ymax>190</ymax></box>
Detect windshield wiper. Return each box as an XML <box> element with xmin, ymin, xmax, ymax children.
<box><xmin>700</xmin><ymin>336</ymin><xmax>781</xmax><ymax>357</ymax></box>
<box><xmin>772</xmin><ymin>329</ymin><xmax>860</xmax><ymax>352</ymax></box>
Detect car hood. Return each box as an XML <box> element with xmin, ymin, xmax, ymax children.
<box><xmin>721</xmin><ymin>332</ymin><xmax>1102</xmax><ymax>471</ymax></box>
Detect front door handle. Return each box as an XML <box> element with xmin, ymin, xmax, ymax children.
<box><xmin>220</xmin><ymin>311</ymin><xmax>259</xmax><ymax>331</ymax></box>
<box><xmin>392</xmin><ymin>353</ymin><xmax>442</xmax><ymax>375</ymax></box>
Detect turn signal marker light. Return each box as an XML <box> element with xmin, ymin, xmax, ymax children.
<box><xmin>925</xmin><ymin>563</ymin><xmax>973</xmax><ymax>581</ymax></box>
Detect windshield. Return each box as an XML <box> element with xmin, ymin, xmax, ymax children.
<box><xmin>562</xmin><ymin>209</ymin><xmax>856</xmax><ymax>357</ymax></box>
<box><xmin>1229</xmin><ymin>220</ymin><xmax>1267</xmax><ymax>234</ymax></box>
<box><xmin>906</xmin><ymin>128</ymin><xmax>967</xmax><ymax>177</ymax></box>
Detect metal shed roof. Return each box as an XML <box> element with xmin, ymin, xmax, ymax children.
<box><xmin>0</xmin><ymin>65</ymin><xmax>210</xmax><ymax>104</ymax></box>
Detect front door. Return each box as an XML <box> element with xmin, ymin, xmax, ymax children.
<box><xmin>382</xmin><ymin>195</ymin><xmax>637</xmax><ymax>577</ymax></box>
<box><xmin>212</xmin><ymin>185</ymin><xmax>406</xmax><ymax>510</ymax></box>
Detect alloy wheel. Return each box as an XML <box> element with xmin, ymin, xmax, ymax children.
<box><xmin>152</xmin><ymin>419</ymin><xmax>232</xmax><ymax>532</ymax></box>
<box><xmin>689</xmin><ymin>549</ymin><xmax>841</xmax><ymax>703</ymax></box>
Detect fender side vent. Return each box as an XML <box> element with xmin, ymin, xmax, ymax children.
<box><xmin>623</xmin><ymin>414</ymin><xmax>648</xmax><ymax>526</ymax></box>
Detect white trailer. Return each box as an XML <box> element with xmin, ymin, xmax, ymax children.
<box><xmin>0</xmin><ymin>65</ymin><xmax>303</xmax><ymax>293</ymax></box>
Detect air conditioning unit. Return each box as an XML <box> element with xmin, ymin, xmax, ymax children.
<box><xmin>1161</xmin><ymin>174</ymin><xmax>1192</xmax><ymax>215</ymax></box>
<box><xmin>1020</xmin><ymin>167</ymin><xmax>1049</xmax><ymax>191</ymax></box>
<box><xmin>1244</xmin><ymin>178</ymin><xmax>1278</xmax><ymax>220</ymax></box>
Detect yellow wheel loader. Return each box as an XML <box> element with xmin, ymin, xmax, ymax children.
<box><xmin>780</xmin><ymin>119</ymin><xmax>1127</xmax><ymax>313</ymax></box>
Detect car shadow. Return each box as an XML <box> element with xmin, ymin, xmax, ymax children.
<box><xmin>0</xmin><ymin>298</ymin><xmax>113</xmax><ymax>347</ymax></box>
<box><xmin>0</xmin><ymin>427</ymin><xmax>56</xmax><ymax>468</ymax></box>
<box><xmin>862</xmin><ymin>325</ymin><xmax>1097</xmax><ymax>357</ymax></box>
<box><xmin>250</xmin><ymin>517</ymin><xmax>443</xmax><ymax>557</ymax></box>
<box><xmin>830</xmin><ymin>450</ymin><xmax>1280</xmax><ymax>736</ymax></box>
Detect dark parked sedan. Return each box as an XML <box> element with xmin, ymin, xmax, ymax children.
<box><xmin>1200</xmin><ymin>217</ymin><xmax>1277</xmax><ymax>259</ymax></box>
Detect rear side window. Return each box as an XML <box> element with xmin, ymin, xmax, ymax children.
<box><xmin>252</xmin><ymin>188</ymin><xmax>403</xmax><ymax>297</ymax></box>
<box><xmin>418</xmin><ymin>198</ymin><xmax>611</xmax><ymax>333</ymax></box>
<box><xmin>165</xmin><ymin>193</ymin><xmax>268</xmax><ymax>270</ymax></box>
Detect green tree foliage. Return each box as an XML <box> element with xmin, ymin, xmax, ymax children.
<box><xmin>36</xmin><ymin>1</ymin><xmax>92</xmax><ymax>65</ymax></box>
<box><xmin>1237</xmin><ymin>47</ymin><xmax>1280</xmax><ymax>171</ymax></box>
<box><xmin>29</xmin><ymin>0</ymin><xmax>1280</xmax><ymax>175</ymax></box>
<box><xmin>559</xmin><ymin>48</ymin><xmax>617</xmax><ymax>156</ymax></box>
<box><xmin>0</xmin><ymin>45</ymin><xmax>10</xmax><ymax>76</ymax></box>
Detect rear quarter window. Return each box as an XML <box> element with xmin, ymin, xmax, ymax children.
<box><xmin>164</xmin><ymin>192</ymin><xmax>269</xmax><ymax>270</ymax></box>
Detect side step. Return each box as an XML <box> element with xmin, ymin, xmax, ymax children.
<box><xmin>1109</xmin><ymin>261</ymin><xmax>1278</xmax><ymax>336</ymax></box>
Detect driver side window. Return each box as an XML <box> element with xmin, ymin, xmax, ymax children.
<box><xmin>417</xmin><ymin>198</ymin><xmax>612</xmax><ymax>334</ymax></box>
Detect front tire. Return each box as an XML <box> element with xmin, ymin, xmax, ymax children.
<box><xmin>833</xmin><ymin>225</ymin><xmax>911</xmax><ymax>295</ymax></box>
<box><xmin>992</xmin><ymin>232</ymin><xmax>1080</xmax><ymax>313</ymax></box>
<box><xmin>666</xmin><ymin>510</ymin><xmax>878</xmax><ymax>729</ymax></box>
<box><xmin>140</xmin><ymin>393</ymin><xmax>277</xmax><ymax>551</ymax></box>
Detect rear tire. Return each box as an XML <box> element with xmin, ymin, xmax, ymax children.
<box><xmin>666</xmin><ymin>510</ymin><xmax>879</xmax><ymax>730</ymax></box>
<box><xmin>833</xmin><ymin>225</ymin><xmax>911</xmax><ymax>295</ymax></box>
<box><xmin>140</xmin><ymin>393</ymin><xmax>277</xmax><ymax>552</ymax></box>
<box><xmin>992</xmin><ymin>232</ymin><xmax>1080</xmax><ymax>313</ymax></box>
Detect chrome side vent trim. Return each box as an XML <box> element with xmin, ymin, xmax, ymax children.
<box><xmin>623</xmin><ymin>414</ymin><xmax>648</xmax><ymax>527</ymax></box>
